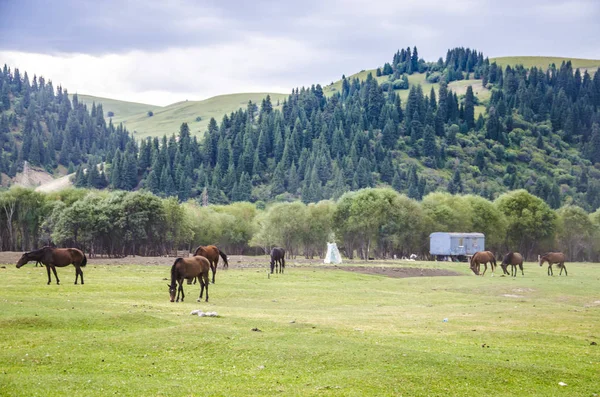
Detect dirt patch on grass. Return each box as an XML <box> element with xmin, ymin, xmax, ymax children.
<box><xmin>328</xmin><ymin>266</ymin><xmax>462</xmax><ymax>278</ymax></box>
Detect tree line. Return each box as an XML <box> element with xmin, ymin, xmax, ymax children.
<box><xmin>1</xmin><ymin>187</ymin><xmax>599</xmax><ymax>262</ymax></box>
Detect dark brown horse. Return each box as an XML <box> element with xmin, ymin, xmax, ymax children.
<box><xmin>168</xmin><ymin>256</ymin><xmax>211</xmax><ymax>302</ymax></box>
<box><xmin>16</xmin><ymin>246</ymin><xmax>87</xmax><ymax>285</ymax></box>
<box><xmin>469</xmin><ymin>251</ymin><xmax>497</xmax><ymax>276</ymax></box>
<box><xmin>539</xmin><ymin>252</ymin><xmax>567</xmax><ymax>276</ymax></box>
<box><xmin>270</xmin><ymin>247</ymin><xmax>285</xmax><ymax>274</ymax></box>
<box><xmin>193</xmin><ymin>245</ymin><xmax>229</xmax><ymax>284</ymax></box>
<box><xmin>501</xmin><ymin>252</ymin><xmax>524</xmax><ymax>277</ymax></box>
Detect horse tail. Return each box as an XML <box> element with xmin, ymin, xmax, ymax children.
<box><xmin>81</xmin><ymin>254</ymin><xmax>87</xmax><ymax>267</ymax></box>
<box><xmin>218</xmin><ymin>249</ymin><xmax>229</xmax><ymax>267</ymax></box>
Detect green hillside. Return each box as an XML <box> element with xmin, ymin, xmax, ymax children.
<box><xmin>75</xmin><ymin>93</ymin><xmax>288</xmax><ymax>140</ymax></box>
<box><xmin>490</xmin><ymin>56</ymin><xmax>600</xmax><ymax>72</ymax></box>
<box><xmin>324</xmin><ymin>69</ymin><xmax>490</xmax><ymax>116</ymax></box>
<box><xmin>72</xmin><ymin>94</ymin><xmax>161</xmax><ymax>121</ymax></box>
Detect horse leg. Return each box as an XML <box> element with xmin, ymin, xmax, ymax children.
<box><xmin>46</xmin><ymin>265</ymin><xmax>52</xmax><ymax>285</ymax></box>
<box><xmin>481</xmin><ymin>263</ymin><xmax>487</xmax><ymax>276</ymax></box>
<box><xmin>519</xmin><ymin>263</ymin><xmax>524</xmax><ymax>276</ymax></box>
<box><xmin>211</xmin><ymin>261</ymin><xmax>216</xmax><ymax>284</ymax></box>
<box><xmin>74</xmin><ymin>265</ymin><xmax>79</xmax><ymax>284</ymax></box>
<box><xmin>198</xmin><ymin>278</ymin><xmax>203</xmax><ymax>302</ymax></box>
<box><xmin>177</xmin><ymin>280</ymin><xmax>184</xmax><ymax>302</ymax></box>
<box><xmin>548</xmin><ymin>264</ymin><xmax>553</xmax><ymax>276</ymax></box>
<box><xmin>202</xmin><ymin>273</ymin><xmax>209</xmax><ymax>302</ymax></box>
<box><xmin>281</xmin><ymin>258</ymin><xmax>285</xmax><ymax>274</ymax></box>
<box><xmin>51</xmin><ymin>266</ymin><xmax>60</xmax><ymax>285</ymax></box>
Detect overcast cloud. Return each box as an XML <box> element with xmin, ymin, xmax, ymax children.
<box><xmin>0</xmin><ymin>0</ymin><xmax>598</xmax><ymax>105</ymax></box>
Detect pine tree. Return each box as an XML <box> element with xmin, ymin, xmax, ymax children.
<box><xmin>448</xmin><ymin>168</ymin><xmax>463</xmax><ymax>194</ymax></box>
<box><xmin>271</xmin><ymin>164</ymin><xmax>286</xmax><ymax>196</ymax></box>
<box><xmin>464</xmin><ymin>86</ymin><xmax>475</xmax><ymax>130</ymax></box>
<box><xmin>287</xmin><ymin>162</ymin><xmax>300</xmax><ymax>194</ymax></box>
<box><xmin>587</xmin><ymin>123</ymin><xmax>600</xmax><ymax>163</ymax></box>
<box><xmin>147</xmin><ymin>170</ymin><xmax>160</xmax><ymax>194</ymax></box>
<box><xmin>237</xmin><ymin>172</ymin><xmax>252</xmax><ymax>202</ymax></box>
<box><xmin>391</xmin><ymin>170</ymin><xmax>402</xmax><ymax>192</ymax></box>
<box><xmin>422</xmin><ymin>125</ymin><xmax>437</xmax><ymax>158</ymax></box>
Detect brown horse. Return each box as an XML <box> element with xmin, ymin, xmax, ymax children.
<box><xmin>270</xmin><ymin>247</ymin><xmax>285</xmax><ymax>274</ymax></box>
<box><xmin>16</xmin><ymin>246</ymin><xmax>87</xmax><ymax>285</ymax></box>
<box><xmin>168</xmin><ymin>256</ymin><xmax>211</xmax><ymax>302</ymax></box>
<box><xmin>470</xmin><ymin>251</ymin><xmax>497</xmax><ymax>276</ymax></box>
<box><xmin>500</xmin><ymin>252</ymin><xmax>524</xmax><ymax>277</ymax></box>
<box><xmin>539</xmin><ymin>252</ymin><xmax>567</xmax><ymax>276</ymax></box>
<box><xmin>193</xmin><ymin>245</ymin><xmax>229</xmax><ymax>284</ymax></box>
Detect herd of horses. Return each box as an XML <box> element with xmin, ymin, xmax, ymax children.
<box><xmin>14</xmin><ymin>245</ymin><xmax>567</xmax><ymax>302</ymax></box>
<box><xmin>469</xmin><ymin>251</ymin><xmax>567</xmax><ymax>277</ymax></box>
<box><xmin>15</xmin><ymin>245</ymin><xmax>287</xmax><ymax>303</ymax></box>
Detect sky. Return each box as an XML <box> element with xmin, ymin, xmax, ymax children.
<box><xmin>0</xmin><ymin>0</ymin><xmax>599</xmax><ymax>106</ymax></box>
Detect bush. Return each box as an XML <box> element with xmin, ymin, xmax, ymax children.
<box><xmin>392</xmin><ymin>77</ymin><xmax>409</xmax><ymax>90</ymax></box>
<box><xmin>147</xmin><ymin>111</ymin><xmax>153</xmax><ymax>117</ymax></box>
<box><xmin>426</xmin><ymin>72</ymin><xmax>442</xmax><ymax>83</ymax></box>
<box><xmin>196</xmin><ymin>116</ymin><xmax>202</xmax><ymax>122</ymax></box>
<box><xmin>107</xmin><ymin>111</ymin><xmax>114</xmax><ymax>117</ymax></box>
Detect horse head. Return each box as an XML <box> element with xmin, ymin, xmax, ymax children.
<box><xmin>167</xmin><ymin>283</ymin><xmax>177</xmax><ymax>302</ymax></box>
<box><xmin>16</xmin><ymin>252</ymin><xmax>31</xmax><ymax>268</ymax></box>
<box><xmin>538</xmin><ymin>254</ymin><xmax>547</xmax><ymax>267</ymax></box>
<box><xmin>469</xmin><ymin>257</ymin><xmax>479</xmax><ymax>275</ymax></box>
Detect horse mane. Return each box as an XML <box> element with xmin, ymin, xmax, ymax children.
<box><xmin>470</xmin><ymin>252</ymin><xmax>479</xmax><ymax>266</ymax></box>
<box><xmin>171</xmin><ymin>258</ymin><xmax>183</xmax><ymax>284</ymax></box>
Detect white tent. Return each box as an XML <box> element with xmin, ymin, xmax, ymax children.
<box><xmin>324</xmin><ymin>242</ymin><xmax>342</xmax><ymax>264</ymax></box>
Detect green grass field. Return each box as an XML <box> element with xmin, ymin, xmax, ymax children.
<box><xmin>490</xmin><ymin>56</ymin><xmax>600</xmax><ymax>72</ymax></box>
<box><xmin>75</xmin><ymin>93</ymin><xmax>288</xmax><ymax>140</ymax></box>
<box><xmin>1</xmin><ymin>260</ymin><xmax>598</xmax><ymax>396</ymax></box>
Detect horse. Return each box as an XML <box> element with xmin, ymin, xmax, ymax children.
<box><xmin>16</xmin><ymin>246</ymin><xmax>87</xmax><ymax>285</ymax></box>
<box><xmin>500</xmin><ymin>252</ymin><xmax>524</xmax><ymax>277</ymax></box>
<box><xmin>539</xmin><ymin>252</ymin><xmax>567</xmax><ymax>276</ymax></box>
<box><xmin>469</xmin><ymin>251</ymin><xmax>497</xmax><ymax>276</ymax></box>
<box><xmin>270</xmin><ymin>247</ymin><xmax>285</xmax><ymax>274</ymax></box>
<box><xmin>193</xmin><ymin>245</ymin><xmax>229</xmax><ymax>284</ymax></box>
<box><xmin>168</xmin><ymin>256</ymin><xmax>211</xmax><ymax>302</ymax></box>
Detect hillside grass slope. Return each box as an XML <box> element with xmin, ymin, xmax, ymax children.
<box><xmin>76</xmin><ymin>93</ymin><xmax>288</xmax><ymax>140</ymax></box>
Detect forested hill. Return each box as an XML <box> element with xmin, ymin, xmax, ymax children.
<box><xmin>1</xmin><ymin>47</ymin><xmax>600</xmax><ymax>211</ymax></box>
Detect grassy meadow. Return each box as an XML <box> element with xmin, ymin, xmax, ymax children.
<box><xmin>75</xmin><ymin>93</ymin><xmax>288</xmax><ymax>140</ymax></box>
<box><xmin>1</xmin><ymin>259</ymin><xmax>599</xmax><ymax>396</ymax></box>
<box><xmin>490</xmin><ymin>56</ymin><xmax>600</xmax><ymax>73</ymax></box>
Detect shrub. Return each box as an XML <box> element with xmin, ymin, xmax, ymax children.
<box><xmin>107</xmin><ymin>111</ymin><xmax>114</xmax><ymax>117</ymax></box>
<box><xmin>147</xmin><ymin>111</ymin><xmax>153</xmax><ymax>117</ymax></box>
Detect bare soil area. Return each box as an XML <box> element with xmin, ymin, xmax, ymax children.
<box><xmin>0</xmin><ymin>252</ymin><xmax>462</xmax><ymax>278</ymax></box>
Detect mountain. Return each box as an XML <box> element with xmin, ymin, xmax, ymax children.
<box><xmin>2</xmin><ymin>47</ymin><xmax>600</xmax><ymax>212</ymax></box>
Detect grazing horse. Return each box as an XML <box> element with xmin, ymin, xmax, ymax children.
<box><xmin>469</xmin><ymin>251</ymin><xmax>497</xmax><ymax>276</ymax></box>
<box><xmin>270</xmin><ymin>247</ymin><xmax>285</xmax><ymax>274</ymax></box>
<box><xmin>168</xmin><ymin>256</ymin><xmax>211</xmax><ymax>302</ymax></box>
<box><xmin>16</xmin><ymin>246</ymin><xmax>87</xmax><ymax>285</ymax></box>
<box><xmin>539</xmin><ymin>252</ymin><xmax>567</xmax><ymax>276</ymax></box>
<box><xmin>193</xmin><ymin>245</ymin><xmax>229</xmax><ymax>284</ymax></box>
<box><xmin>501</xmin><ymin>252</ymin><xmax>524</xmax><ymax>277</ymax></box>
